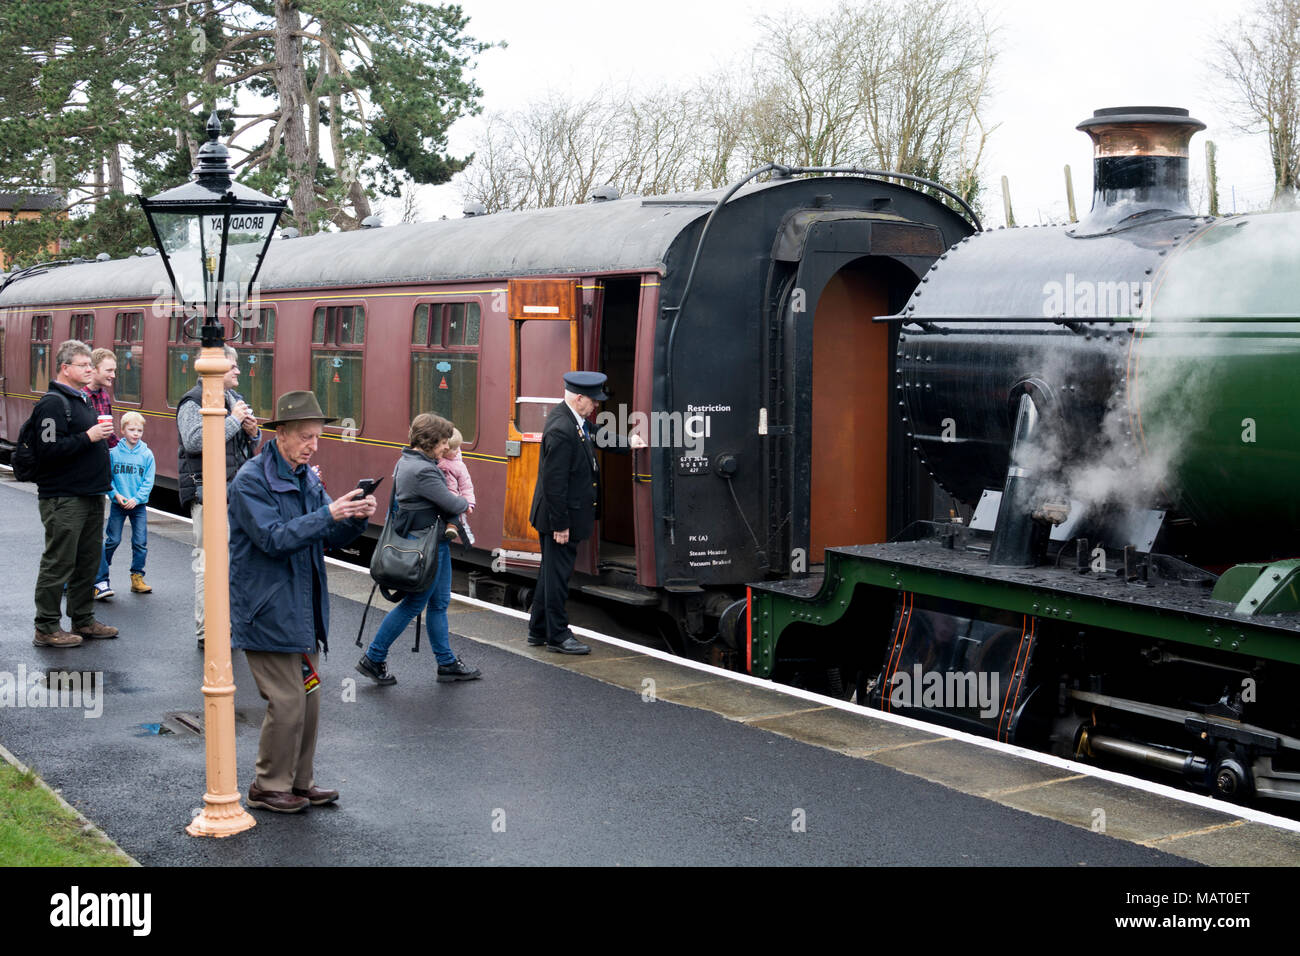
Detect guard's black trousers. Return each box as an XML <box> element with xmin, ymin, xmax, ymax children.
<box><xmin>529</xmin><ymin>534</ymin><xmax>578</xmax><ymax>644</ymax></box>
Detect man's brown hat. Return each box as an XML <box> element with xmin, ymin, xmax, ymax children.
<box><xmin>265</xmin><ymin>390</ymin><xmax>336</xmax><ymax>428</ymax></box>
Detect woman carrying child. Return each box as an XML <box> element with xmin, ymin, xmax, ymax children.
<box><xmin>355</xmin><ymin>413</ymin><xmax>480</xmax><ymax>686</ymax></box>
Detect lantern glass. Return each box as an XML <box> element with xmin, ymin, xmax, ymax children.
<box><xmin>219</xmin><ymin>207</ymin><xmax>279</xmax><ymax>317</ymax></box>
<box><xmin>147</xmin><ymin>209</ymin><xmax>217</xmax><ymax>317</ymax></box>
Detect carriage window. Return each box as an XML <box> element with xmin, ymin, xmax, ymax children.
<box><xmin>312</xmin><ymin>304</ymin><xmax>363</xmax><ymax>345</ymax></box>
<box><xmin>446</xmin><ymin>302</ymin><xmax>480</xmax><ymax>347</ymax></box>
<box><xmin>410</xmin><ymin>301</ymin><xmax>480</xmax><ymax>443</ymax></box>
<box><xmin>113</xmin><ymin>311</ymin><xmax>144</xmax><ymax>403</ymax></box>
<box><xmin>238</xmin><ymin>308</ymin><xmax>276</xmax><ymax>419</ymax></box>
<box><xmin>70</xmin><ymin>313</ymin><xmax>94</xmax><ymax>343</ymax></box>
<box><xmin>30</xmin><ymin>314</ymin><xmax>52</xmax><ymax>389</ymax></box>
<box><xmin>166</xmin><ymin>312</ymin><xmax>193</xmax><ymax>407</ymax></box>
<box><xmin>310</xmin><ymin>304</ymin><xmax>364</xmax><ymax>429</ymax></box>
<box><xmin>242</xmin><ymin>307</ymin><xmax>275</xmax><ymax>345</ymax></box>
<box><xmin>412</xmin><ymin>304</ymin><xmax>430</xmax><ymax>346</ymax></box>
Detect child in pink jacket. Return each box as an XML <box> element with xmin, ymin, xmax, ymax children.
<box><xmin>438</xmin><ymin>427</ymin><xmax>476</xmax><ymax>545</ymax></box>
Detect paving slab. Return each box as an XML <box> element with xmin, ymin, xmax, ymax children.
<box><xmin>1142</xmin><ymin>821</ymin><xmax>1300</xmax><ymax>867</ymax></box>
<box><xmin>995</xmin><ymin>775</ymin><xmax>1236</xmax><ymax>845</ymax></box>
<box><xmin>657</xmin><ymin>679</ymin><xmax>827</xmax><ymax>722</ymax></box>
<box><xmin>865</xmin><ymin>739</ymin><xmax>1091</xmax><ymax>799</ymax></box>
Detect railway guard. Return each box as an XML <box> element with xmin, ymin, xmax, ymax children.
<box><xmin>527</xmin><ymin>371</ymin><xmax>609</xmax><ymax>654</ymax></box>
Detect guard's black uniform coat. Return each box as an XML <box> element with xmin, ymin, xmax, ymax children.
<box><xmin>528</xmin><ymin>401</ymin><xmax>599</xmax><ymax>644</ymax></box>
<box><xmin>529</xmin><ymin>401</ymin><xmax>599</xmax><ymax>540</ymax></box>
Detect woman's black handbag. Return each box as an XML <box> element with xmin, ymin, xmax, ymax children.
<box><xmin>358</xmin><ymin>482</ymin><xmax>446</xmax><ymax>654</ymax></box>
<box><xmin>369</xmin><ymin>488</ymin><xmax>443</xmax><ymax>601</ymax></box>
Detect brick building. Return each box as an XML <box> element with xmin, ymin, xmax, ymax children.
<box><xmin>0</xmin><ymin>193</ymin><xmax>65</xmax><ymax>270</ymax></box>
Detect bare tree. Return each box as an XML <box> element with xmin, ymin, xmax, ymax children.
<box><xmin>750</xmin><ymin>7</ymin><xmax>870</xmax><ymax>167</ymax></box>
<box><xmin>859</xmin><ymin>0</ymin><xmax>999</xmax><ymax>193</ymax></box>
<box><xmin>462</xmin><ymin>76</ymin><xmax>765</xmax><ymax>211</ymax></box>
<box><xmin>748</xmin><ymin>0</ymin><xmax>999</xmax><ymax>200</ymax></box>
<box><xmin>1215</xmin><ymin>0</ymin><xmax>1300</xmax><ymax>208</ymax></box>
<box><xmin>461</xmin><ymin>0</ymin><xmax>998</xmax><ymax>213</ymax></box>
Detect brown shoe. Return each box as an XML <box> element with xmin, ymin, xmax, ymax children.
<box><xmin>292</xmin><ymin>785</ymin><xmax>340</xmax><ymax>806</ymax></box>
<box><xmin>75</xmin><ymin>620</ymin><xmax>119</xmax><ymax>640</ymax></box>
<box><xmin>33</xmin><ymin>628</ymin><xmax>83</xmax><ymax>648</ymax></box>
<box><xmin>130</xmin><ymin>573</ymin><xmax>152</xmax><ymax>594</ymax></box>
<box><xmin>247</xmin><ymin>784</ymin><xmax>308</xmax><ymax>814</ymax></box>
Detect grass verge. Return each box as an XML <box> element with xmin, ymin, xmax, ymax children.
<box><xmin>0</xmin><ymin>760</ymin><xmax>131</xmax><ymax>866</ymax></box>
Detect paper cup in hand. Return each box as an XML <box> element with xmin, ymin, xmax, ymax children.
<box><xmin>97</xmin><ymin>414</ymin><xmax>113</xmax><ymax>431</ymax></box>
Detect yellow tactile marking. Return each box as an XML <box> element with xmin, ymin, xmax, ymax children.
<box><xmin>1139</xmin><ymin>819</ymin><xmax>1248</xmax><ymax>847</ymax></box>
<box><xmin>847</xmin><ymin>737</ymin><xmax>951</xmax><ymax>757</ymax></box>
<box><xmin>739</xmin><ymin>705</ymin><xmax>833</xmax><ymax>723</ymax></box>
<box><xmin>658</xmin><ymin>680</ymin><xmax>724</xmax><ymax>694</ymax></box>
<box><xmin>984</xmin><ymin>774</ymin><xmax>1088</xmax><ymax>798</ymax></box>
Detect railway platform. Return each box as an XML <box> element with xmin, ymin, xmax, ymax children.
<box><xmin>2</xmin><ymin>474</ymin><xmax>1299</xmax><ymax>866</ymax></box>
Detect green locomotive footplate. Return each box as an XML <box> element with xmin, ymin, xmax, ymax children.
<box><xmin>747</xmin><ymin>541</ymin><xmax>1300</xmax><ymax>678</ymax></box>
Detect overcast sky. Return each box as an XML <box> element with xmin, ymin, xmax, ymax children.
<box><xmin>389</xmin><ymin>0</ymin><xmax>1275</xmax><ymax>227</ymax></box>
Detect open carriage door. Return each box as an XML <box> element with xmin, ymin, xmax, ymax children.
<box><xmin>501</xmin><ymin>278</ymin><xmax>581</xmax><ymax>552</ymax></box>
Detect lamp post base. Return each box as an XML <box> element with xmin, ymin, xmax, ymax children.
<box><xmin>186</xmin><ymin>791</ymin><xmax>257</xmax><ymax>838</ymax></box>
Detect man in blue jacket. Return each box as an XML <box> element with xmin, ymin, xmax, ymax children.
<box><xmin>228</xmin><ymin>391</ymin><xmax>376</xmax><ymax>814</ymax></box>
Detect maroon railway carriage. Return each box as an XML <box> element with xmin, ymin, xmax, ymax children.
<box><xmin>0</xmin><ymin>175</ymin><xmax>972</xmax><ymax>658</ymax></box>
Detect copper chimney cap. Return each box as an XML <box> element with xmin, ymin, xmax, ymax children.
<box><xmin>1076</xmin><ymin>106</ymin><xmax>1206</xmax><ymax>158</ymax></box>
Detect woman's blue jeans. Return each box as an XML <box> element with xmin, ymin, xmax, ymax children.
<box><xmin>98</xmin><ymin>500</ymin><xmax>147</xmax><ymax>583</ymax></box>
<box><xmin>365</xmin><ymin>539</ymin><xmax>455</xmax><ymax>665</ymax></box>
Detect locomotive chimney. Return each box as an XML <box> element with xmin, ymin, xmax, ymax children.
<box><xmin>1075</xmin><ymin>106</ymin><xmax>1205</xmax><ymax>231</ymax></box>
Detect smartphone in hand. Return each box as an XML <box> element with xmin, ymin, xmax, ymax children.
<box><xmin>356</xmin><ymin>477</ymin><xmax>384</xmax><ymax>498</ymax></box>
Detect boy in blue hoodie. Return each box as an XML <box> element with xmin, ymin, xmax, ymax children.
<box><xmin>95</xmin><ymin>411</ymin><xmax>156</xmax><ymax>597</ymax></box>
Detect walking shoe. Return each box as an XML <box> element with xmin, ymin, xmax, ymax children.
<box><xmin>292</xmin><ymin>785</ymin><xmax>340</xmax><ymax>806</ymax></box>
<box><xmin>75</xmin><ymin>620</ymin><xmax>118</xmax><ymax>640</ymax></box>
<box><xmin>130</xmin><ymin>573</ymin><xmax>152</xmax><ymax>594</ymax></box>
<box><xmin>546</xmin><ymin>636</ymin><xmax>590</xmax><ymax>655</ymax></box>
<box><xmin>436</xmin><ymin>659</ymin><xmax>482</xmax><ymax>682</ymax></box>
<box><xmin>93</xmin><ymin>581</ymin><xmax>113</xmax><ymax>600</ymax></box>
<box><xmin>33</xmin><ymin>628</ymin><xmax>83</xmax><ymax>648</ymax></box>
<box><xmin>355</xmin><ymin>655</ymin><xmax>396</xmax><ymax>685</ymax></box>
<box><xmin>526</xmin><ymin>634</ymin><xmax>547</xmax><ymax>646</ymax></box>
<box><xmin>247</xmin><ymin>784</ymin><xmax>308</xmax><ymax>814</ymax></box>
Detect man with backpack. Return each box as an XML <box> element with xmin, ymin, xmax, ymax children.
<box><xmin>21</xmin><ymin>339</ymin><xmax>119</xmax><ymax>648</ymax></box>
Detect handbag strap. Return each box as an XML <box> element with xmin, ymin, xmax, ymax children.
<box><xmin>411</xmin><ymin>612</ymin><xmax>421</xmax><ymax>653</ymax></box>
<box><xmin>355</xmin><ymin>582</ymin><xmax>378</xmax><ymax>648</ymax></box>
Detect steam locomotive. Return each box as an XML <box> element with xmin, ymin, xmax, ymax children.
<box><xmin>749</xmin><ymin>107</ymin><xmax>1300</xmax><ymax>805</ymax></box>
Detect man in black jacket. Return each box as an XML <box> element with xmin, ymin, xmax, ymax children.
<box><xmin>527</xmin><ymin>371</ymin><xmax>608</xmax><ymax>655</ymax></box>
<box><xmin>31</xmin><ymin>340</ymin><xmax>118</xmax><ymax>648</ymax></box>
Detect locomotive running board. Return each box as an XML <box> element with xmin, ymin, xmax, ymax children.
<box><xmin>747</xmin><ymin>541</ymin><xmax>1300</xmax><ymax>680</ymax></box>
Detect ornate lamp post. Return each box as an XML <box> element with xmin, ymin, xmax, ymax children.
<box><xmin>139</xmin><ymin>112</ymin><xmax>286</xmax><ymax>838</ymax></box>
